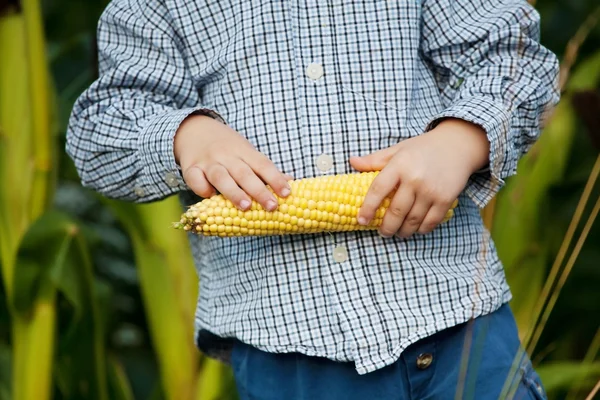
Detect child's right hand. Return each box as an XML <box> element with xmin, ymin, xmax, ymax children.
<box><xmin>174</xmin><ymin>115</ymin><xmax>291</xmax><ymax>211</ymax></box>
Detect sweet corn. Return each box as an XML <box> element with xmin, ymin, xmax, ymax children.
<box><xmin>174</xmin><ymin>172</ymin><xmax>458</xmax><ymax>237</ymax></box>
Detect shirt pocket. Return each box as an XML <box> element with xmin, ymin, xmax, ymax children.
<box><xmin>330</xmin><ymin>2</ymin><xmax>425</xmax><ymax>145</ymax></box>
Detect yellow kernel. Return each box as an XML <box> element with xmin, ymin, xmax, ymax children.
<box><xmin>338</xmin><ymin>204</ymin><xmax>346</xmax><ymax>215</ymax></box>
<box><xmin>297</xmin><ymin>218</ymin><xmax>305</xmax><ymax>227</ymax></box>
<box><xmin>317</xmin><ymin>201</ymin><xmax>326</xmax><ymax>211</ymax></box>
<box><xmin>195</xmin><ymin>225</ymin><xmax>202</xmax><ymax>232</ymax></box>
<box><xmin>209</xmin><ymin>225</ymin><xmax>217</xmax><ymax>233</ymax></box>
<box><xmin>203</xmin><ymin>224</ymin><xmax>210</xmax><ymax>232</ymax></box>
<box><xmin>233</xmin><ymin>226</ymin><xmax>240</xmax><ymax>233</ymax></box>
<box><xmin>241</xmin><ymin>227</ymin><xmax>248</xmax><ymax>234</ymax></box>
<box><xmin>267</xmin><ymin>221</ymin><xmax>274</xmax><ymax>230</ymax></box>
<box><xmin>252</xmin><ymin>210</ymin><xmax>259</xmax><ymax>220</ymax></box>
<box><xmin>303</xmin><ymin>209</ymin><xmax>311</xmax><ymax>219</ymax></box>
<box><xmin>199</xmin><ymin>212</ymin><xmax>208</xmax><ymax>221</ymax></box>
<box><xmin>248</xmin><ymin>229</ymin><xmax>255</xmax><ymax>235</ymax></box>
<box><xmin>240</xmin><ymin>218</ymin><xmax>248</xmax><ymax>227</ymax></box>
<box><xmin>258</xmin><ymin>210</ymin><xmax>265</xmax><ymax>220</ymax></box>
<box><xmin>325</xmin><ymin>202</ymin><xmax>334</xmax><ymax>212</ymax></box>
<box><xmin>341</xmin><ymin>216</ymin><xmax>348</xmax><ymax>224</ymax></box>
<box><xmin>260</xmin><ymin>220</ymin><xmax>268</xmax><ymax>230</ymax></box>
<box><xmin>288</xmin><ymin>205</ymin><xmax>297</xmax><ymax>216</ymax></box>
<box><xmin>304</xmin><ymin>220</ymin><xmax>312</xmax><ymax>229</ymax></box>
<box><xmin>283</xmin><ymin>214</ymin><xmax>291</xmax><ymax>223</ymax></box>
<box><xmin>319</xmin><ymin>221</ymin><xmax>327</xmax><ymax>229</ymax></box>
<box><xmin>326</xmin><ymin>222</ymin><xmax>333</xmax><ymax>230</ymax></box>
<box><xmin>218</xmin><ymin>232</ymin><xmax>227</xmax><ymax>237</ymax></box>
<box><xmin>224</xmin><ymin>217</ymin><xmax>233</xmax><ymax>226</ymax></box>
<box><xmin>248</xmin><ymin>221</ymin><xmax>255</xmax><ymax>229</ymax></box>
<box><xmin>307</xmin><ymin>200</ymin><xmax>317</xmax><ymax>210</ymax></box>
<box><xmin>222</xmin><ymin>208</ymin><xmax>230</xmax><ymax>218</ymax></box>
<box><xmin>215</xmin><ymin>216</ymin><xmax>224</xmax><ymax>225</ymax></box>
<box><xmin>206</xmin><ymin>217</ymin><xmax>215</xmax><ymax>225</ymax></box>
<box><xmin>299</xmin><ymin>198</ymin><xmax>308</xmax><ymax>209</ymax></box>
<box><xmin>311</xmin><ymin>210</ymin><xmax>318</xmax><ymax>220</ymax></box>
<box><xmin>230</xmin><ymin>208</ymin><xmax>238</xmax><ymax>217</ymax></box>
<box><xmin>233</xmin><ymin>217</ymin><xmax>241</xmax><ymax>226</ymax></box>
<box><xmin>286</xmin><ymin>224</ymin><xmax>293</xmax><ymax>231</ymax></box>
<box><xmin>292</xmin><ymin>225</ymin><xmax>299</xmax><ymax>232</ymax></box>
<box><xmin>214</xmin><ymin>207</ymin><xmax>222</xmax><ymax>216</ymax></box>
<box><xmin>290</xmin><ymin>216</ymin><xmax>298</xmax><ymax>225</ymax></box>
<box><xmin>217</xmin><ymin>225</ymin><xmax>225</xmax><ymax>233</ymax></box>
<box><xmin>280</xmin><ymin>204</ymin><xmax>289</xmax><ymax>213</ymax></box>
<box><xmin>333</xmin><ymin>214</ymin><xmax>341</xmax><ymax>224</ymax></box>
<box><xmin>225</xmin><ymin>226</ymin><xmax>232</xmax><ymax>233</ymax></box>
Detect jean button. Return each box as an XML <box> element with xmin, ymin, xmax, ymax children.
<box><xmin>416</xmin><ymin>353</ymin><xmax>433</xmax><ymax>370</ymax></box>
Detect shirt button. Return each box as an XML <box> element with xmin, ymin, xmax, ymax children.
<box><xmin>333</xmin><ymin>245</ymin><xmax>348</xmax><ymax>263</ymax></box>
<box><xmin>416</xmin><ymin>353</ymin><xmax>433</xmax><ymax>370</ymax></box>
<box><xmin>306</xmin><ymin>63</ymin><xmax>324</xmax><ymax>81</ymax></box>
<box><xmin>165</xmin><ymin>172</ymin><xmax>180</xmax><ymax>188</ymax></box>
<box><xmin>315</xmin><ymin>154</ymin><xmax>333</xmax><ymax>172</ymax></box>
<box><xmin>134</xmin><ymin>187</ymin><xmax>145</xmax><ymax>197</ymax></box>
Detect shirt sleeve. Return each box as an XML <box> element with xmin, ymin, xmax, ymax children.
<box><xmin>420</xmin><ymin>0</ymin><xmax>560</xmax><ymax>208</ymax></box>
<box><xmin>66</xmin><ymin>0</ymin><xmax>223</xmax><ymax>203</ymax></box>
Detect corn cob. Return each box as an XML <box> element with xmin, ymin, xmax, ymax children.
<box><xmin>174</xmin><ymin>172</ymin><xmax>458</xmax><ymax>237</ymax></box>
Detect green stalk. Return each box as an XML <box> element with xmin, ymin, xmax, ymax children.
<box><xmin>22</xmin><ymin>0</ymin><xmax>52</xmax><ymax>219</ymax></box>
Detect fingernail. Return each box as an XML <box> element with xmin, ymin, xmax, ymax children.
<box><xmin>281</xmin><ymin>187</ymin><xmax>291</xmax><ymax>197</ymax></box>
<box><xmin>266</xmin><ymin>200</ymin><xmax>277</xmax><ymax>211</ymax></box>
<box><xmin>240</xmin><ymin>200</ymin><xmax>251</xmax><ymax>210</ymax></box>
<box><xmin>357</xmin><ymin>216</ymin><xmax>368</xmax><ymax>225</ymax></box>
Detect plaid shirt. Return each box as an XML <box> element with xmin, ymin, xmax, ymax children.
<box><xmin>67</xmin><ymin>0</ymin><xmax>559</xmax><ymax>374</ymax></box>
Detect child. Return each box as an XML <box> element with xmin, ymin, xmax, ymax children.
<box><xmin>67</xmin><ymin>0</ymin><xmax>559</xmax><ymax>398</ymax></box>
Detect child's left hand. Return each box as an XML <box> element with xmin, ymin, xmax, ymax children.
<box><xmin>350</xmin><ymin>118</ymin><xmax>490</xmax><ymax>238</ymax></box>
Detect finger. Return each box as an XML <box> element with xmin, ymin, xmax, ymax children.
<box><xmin>396</xmin><ymin>197</ymin><xmax>431</xmax><ymax>238</ymax></box>
<box><xmin>204</xmin><ymin>164</ymin><xmax>252</xmax><ymax>210</ymax></box>
<box><xmin>349</xmin><ymin>146</ymin><xmax>399</xmax><ymax>172</ymax></box>
<box><xmin>396</xmin><ymin>196</ymin><xmax>432</xmax><ymax>238</ymax></box>
<box><xmin>246</xmin><ymin>153</ymin><xmax>291</xmax><ymax>198</ymax></box>
<box><xmin>378</xmin><ymin>186</ymin><xmax>415</xmax><ymax>237</ymax></box>
<box><xmin>228</xmin><ymin>160</ymin><xmax>279</xmax><ymax>211</ymax></box>
<box><xmin>283</xmin><ymin>174</ymin><xmax>295</xmax><ymax>182</ymax></box>
<box><xmin>183</xmin><ymin>165</ymin><xmax>216</xmax><ymax>198</ymax></box>
<box><xmin>357</xmin><ymin>167</ymin><xmax>400</xmax><ymax>225</ymax></box>
<box><xmin>417</xmin><ymin>204</ymin><xmax>450</xmax><ymax>235</ymax></box>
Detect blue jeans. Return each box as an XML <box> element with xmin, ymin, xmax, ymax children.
<box><xmin>230</xmin><ymin>303</ymin><xmax>547</xmax><ymax>399</ymax></box>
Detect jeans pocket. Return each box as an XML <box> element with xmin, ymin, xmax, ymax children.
<box><xmin>513</xmin><ymin>360</ymin><xmax>547</xmax><ymax>400</ymax></box>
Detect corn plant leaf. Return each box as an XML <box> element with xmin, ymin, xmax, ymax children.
<box><xmin>0</xmin><ymin>342</ymin><xmax>10</xmax><ymax>400</ymax></box>
<box><xmin>105</xmin><ymin>197</ymin><xmax>200</xmax><ymax>400</ymax></box>
<box><xmin>107</xmin><ymin>356</ymin><xmax>135</xmax><ymax>400</ymax></box>
<box><xmin>537</xmin><ymin>361</ymin><xmax>600</xmax><ymax>393</ymax></box>
<box><xmin>12</xmin><ymin>210</ymin><xmax>108</xmax><ymax>400</ymax></box>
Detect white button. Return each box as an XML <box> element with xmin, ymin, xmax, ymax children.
<box><xmin>306</xmin><ymin>63</ymin><xmax>324</xmax><ymax>81</ymax></box>
<box><xmin>316</xmin><ymin>154</ymin><xmax>334</xmax><ymax>172</ymax></box>
<box><xmin>165</xmin><ymin>172</ymin><xmax>180</xmax><ymax>188</ymax></box>
<box><xmin>134</xmin><ymin>187</ymin><xmax>145</xmax><ymax>197</ymax></box>
<box><xmin>333</xmin><ymin>245</ymin><xmax>349</xmax><ymax>263</ymax></box>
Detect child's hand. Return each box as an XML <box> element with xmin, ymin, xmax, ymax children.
<box><xmin>350</xmin><ymin>118</ymin><xmax>490</xmax><ymax>238</ymax></box>
<box><xmin>174</xmin><ymin>115</ymin><xmax>292</xmax><ymax>211</ymax></box>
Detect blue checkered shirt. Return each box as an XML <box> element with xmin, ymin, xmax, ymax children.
<box><xmin>66</xmin><ymin>0</ymin><xmax>559</xmax><ymax>374</ymax></box>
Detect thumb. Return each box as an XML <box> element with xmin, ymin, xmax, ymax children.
<box><xmin>349</xmin><ymin>146</ymin><xmax>397</xmax><ymax>172</ymax></box>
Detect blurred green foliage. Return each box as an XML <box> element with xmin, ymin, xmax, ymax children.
<box><xmin>1</xmin><ymin>0</ymin><xmax>599</xmax><ymax>399</ymax></box>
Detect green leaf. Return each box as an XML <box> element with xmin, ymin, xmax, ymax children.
<box><xmin>107</xmin><ymin>356</ymin><xmax>135</xmax><ymax>400</ymax></box>
<box><xmin>13</xmin><ymin>211</ymin><xmax>108</xmax><ymax>400</ymax></box>
<box><xmin>105</xmin><ymin>198</ymin><xmax>200</xmax><ymax>400</ymax></box>
<box><xmin>537</xmin><ymin>361</ymin><xmax>600</xmax><ymax>393</ymax></box>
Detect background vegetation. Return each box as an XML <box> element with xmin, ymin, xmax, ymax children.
<box><xmin>1</xmin><ymin>0</ymin><xmax>599</xmax><ymax>399</ymax></box>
